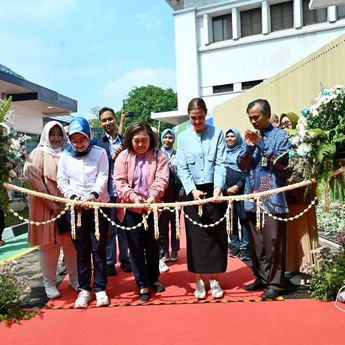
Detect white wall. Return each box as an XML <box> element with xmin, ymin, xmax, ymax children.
<box><xmin>173</xmin><ymin>0</ymin><xmax>345</xmax><ymax>115</ymax></box>
<box><xmin>200</xmin><ymin>26</ymin><xmax>345</xmax><ymax>89</ymax></box>
<box><xmin>174</xmin><ymin>9</ymin><xmax>201</xmax><ymax>112</ymax></box>
<box><xmin>11</xmin><ymin>102</ymin><xmax>43</xmax><ymax>134</ymax></box>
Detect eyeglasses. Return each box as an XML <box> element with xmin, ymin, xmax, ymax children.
<box><xmin>281</xmin><ymin>120</ymin><xmax>292</xmax><ymax>128</ymax></box>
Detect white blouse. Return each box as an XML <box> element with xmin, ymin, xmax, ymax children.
<box><xmin>57</xmin><ymin>145</ymin><xmax>110</xmax><ymax>202</ymax></box>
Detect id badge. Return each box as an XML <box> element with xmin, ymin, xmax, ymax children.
<box><xmin>261</xmin><ymin>156</ymin><xmax>268</xmax><ymax>167</ymax></box>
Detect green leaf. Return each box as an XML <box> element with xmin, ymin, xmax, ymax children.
<box><xmin>308</xmin><ymin>128</ymin><xmax>328</xmax><ymax>138</ymax></box>
<box><xmin>0</xmin><ymin>97</ymin><xmax>12</xmax><ymax>123</ymax></box>
<box><xmin>316</xmin><ymin>143</ymin><xmax>336</xmax><ymax>164</ymax></box>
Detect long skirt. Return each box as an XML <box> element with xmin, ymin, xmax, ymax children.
<box><xmin>184</xmin><ymin>183</ymin><xmax>228</xmax><ymax>273</ymax></box>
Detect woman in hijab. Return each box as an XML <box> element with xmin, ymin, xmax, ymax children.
<box><xmin>23</xmin><ymin>121</ymin><xmax>77</xmax><ymax>299</ymax></box>
<box><xmin>279</xmin><ymin>112</ymin><xmax>299</xmax><ymax>130</ymax></box>
<box><xmin>158</xmin><ymin>129</ymin><xmax>183</xmax><ymax>267</ymax></box>
<box><xmin>57</xmin><ymin>117</ymin><xmax>110</xmax><ymax>308</ymax></box>
<box><xmin>279</xmin><ymin>112</ymin><xmax>319</xmax><ymax>278</ymax></box>
<box><xmin>225</xmin><ymin>128</ymin><xmax>250</xmax><ymax>261</ymax></box>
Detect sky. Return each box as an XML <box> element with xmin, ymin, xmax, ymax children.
<box><xmin>0</xmin><ymin>0</ymin><xmax>176</xmax><ymax>117</ymax></box>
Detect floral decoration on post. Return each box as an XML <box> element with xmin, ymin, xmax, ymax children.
<box><xmin>0</xmin><ymin>97</ymin><xmax>29</xmax><ymax>209</ymax></box>
<box><xmin>286</xmin><ymin>85</ymin><xmax>345</xmax><ymax>200</ymax></box>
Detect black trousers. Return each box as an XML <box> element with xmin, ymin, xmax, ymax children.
<box><xmin>158</xmin><ymin>209</ymin><xmax>180</xmax><ymax>254</ymax></box>
<box><xmin>247</xmin><ymin>212</ymin><xmax>287</xmax><ymax>291</ymax></box>
<box><xmin>123</xmin><ymin>211</ymin><xmax>160</xmax><ymax>290</ymax></box>
<box><xmin>71</xmin><ymin>208</ymin><xmax>109</xmax><ymax>292</ymax></box>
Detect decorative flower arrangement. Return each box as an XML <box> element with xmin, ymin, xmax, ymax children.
<box><xmin>286</xmin><ymin>85</ymin><xmax>345</xmax><ymax>199</ymax></box>
<box><xmin>316</xmin><ymin>199</ymin><xmax>345</xmax><ymax>236</ymax></box>
<box><xmin>0</xmin><ymin>97</ymin><xmax>28</xmax><ymax>208</ymax></box>
<box><xmin>0</xmin><ymin>260</ymin><xmax>35</xmax><ymax>325</ymax></box>
<box><xmin>303</xmin><ymin>231</ymin><xmax>345</xmax><ymax>302</ymax></box>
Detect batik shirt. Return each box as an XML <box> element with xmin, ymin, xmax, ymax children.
<box><xmin>238</xmin><ymin>124</ymin><xmax>290</xmax><ymax>214</ymax></box>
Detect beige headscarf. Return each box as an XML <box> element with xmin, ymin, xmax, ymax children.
<box><xmin>37</xmin><ymin>121</ymin><xmax>67</xmax><ymax>156</ymax></box>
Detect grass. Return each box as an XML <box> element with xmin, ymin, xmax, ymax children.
<box><xmin>4</xmin><ymin>208</ymin><xmax>29</xmax><ymax>227</ymax></box>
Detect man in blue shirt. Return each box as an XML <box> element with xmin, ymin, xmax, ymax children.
<box><xmin>91</xmin><ymin>107</ymin><xmax>131</xmax><ymax>275</ymax></box>
<box><xmin>238</xmin><ymin>99</ymin><xmax>290</xmax><ymax>300</ymax></box>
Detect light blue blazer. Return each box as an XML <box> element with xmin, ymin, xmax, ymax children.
<box><xmin>176</xmin><ymin>125</ymin><xmax>227</xmax><ymax>195</ymax></box>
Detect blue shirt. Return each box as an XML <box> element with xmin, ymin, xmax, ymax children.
<box><xmin>176</xmin><ymin>125</ymin><xmax>227</xmax><ymax>195</ymax></box>
<box><xmin>91</xmin><ymin>133</ymin><xmax>123</xmax><ymax>197</ymax></box>
<box><xmin>238</xmin><ymin>124</ymin><xmax>290</xmax><ymax>214</ymax></box>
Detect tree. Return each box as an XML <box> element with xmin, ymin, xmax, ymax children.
<box><xmin>88</xmin><ymin>106</ymin><xmax>101</xmax><ymax>129</ymax></box>
<box><xmin>121</xmin><ymin>85</ymin><xmax>177</xmax><ymax>132</ymax></box>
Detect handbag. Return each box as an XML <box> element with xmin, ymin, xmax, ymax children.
<box><xmin>56</xmin><ymin>213</ymin><xmax>71</xmax><ymax>235</ymax></box>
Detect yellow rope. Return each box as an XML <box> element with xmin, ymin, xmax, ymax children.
<box><xmin>175</xmin><ymin>206</ymin><xmax>181</xmax><ymax>240</ymax></box>
<box><xmin>3</xmin><ymin>179</ymin><xmax>315</xmax><ymax>209</ymax></box>
<box><xmin>94</xmin><ymin>206</ymin><xmax>100</xmax><ymax>241</ymax></box>
<box><xmin>3</xmin><ymin>180</ymin><xmax>317</xmax><ymax>237</ymax></box>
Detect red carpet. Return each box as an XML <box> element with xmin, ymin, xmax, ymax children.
<box><xmin>2</xmin><ymin>299</ymin><xmax>344</xmax><ymax>345</ymax></box>
<box><xmin>2</xmin><ymin>230</ymin><xmax>345</xmax><ymax>344</ymax></box>
<box><xmin>46</xmin><ymin>247</ymin><xmax>262</xmax><ymax>309</ymax></box>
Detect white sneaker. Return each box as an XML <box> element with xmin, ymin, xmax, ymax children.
<box><xmin>74</xmin><ymin>290</ymin><xmax>91</xmax><ymax>308</ymax></box>
<box><xmin>210</xmin><ymin>279</ymin><xmax>224</xmax><ymax>299</ymax></box>
<box><xmin>194</xmin><ymin>279</ymin><xmax>206</xmax><ymax>299</ymax></box>
<box><xmin>45</xmin><ymin>285</ymin><xmax>61</xmax><ymax>299</ymax></box>
<box><xmin>96</xmin><ymin>290</ymin><xmax>110</xmax><ymax>307</ymax></box>
<box><xmin>159</xmin><ymin>259</ymin><xmax>169</xmax><ymax>273</ymax></box>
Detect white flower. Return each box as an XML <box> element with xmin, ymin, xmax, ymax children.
<box><xmin>10</xmin><ymin>138</ymin><xmax>21</xmax><ymax>151</ymax></box>
<box><xmin>297</xmin><ymin>143</ymin><xmax>312</xmax><ymax>157</ymax></box>
<box><xmin>0</xmin><ymin>122</ymin><xmax>11</xmax><ymax>135</ymax></box>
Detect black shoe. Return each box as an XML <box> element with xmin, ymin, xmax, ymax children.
<box><xmin>150</xmin><ymin>281</ymin><xmax>166</xmax><ymax>293</ymax></box>
<box><xmin>120</xmin><ymin>260</ymin><xmax>132</xmax><ymax>273</ymax></box>
<box><xmin>245</xmin><ymin>280</ymin><xmax>266</xmax><ymax>291</ymax></box>
<box><xmin>261</xmin><ymin>288</ymin><xmax>283</xmax><ymax>300</ymax></box>
<box><xmin>139</xmin><ymin>289</ymin><xmax>150</xmax><ymax>301</ymax></box>
<box><xmin>106</xmin><ymin>265</ymin><xmax>117</xmax><ymax>276</ymax></box>
<box><xmin>229</xmin><ymin>247</ymin><xmax>240</xmax><ymax>257</ymax></box>
<box><xmin>239</xmin><ymin>250</ymin><xmax>250</xmax><ymax>262</ymax></box>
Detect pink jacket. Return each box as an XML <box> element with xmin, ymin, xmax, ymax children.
<box><xmin>114</xmin><ymin>149</ymin><xmax>169</xmax><ymax>222</ymax></box>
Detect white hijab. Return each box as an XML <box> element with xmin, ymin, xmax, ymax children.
<box><xmin>37</xmin><ymin>121</ymin><xmax>67</xmax><ymax>156</ymax></box>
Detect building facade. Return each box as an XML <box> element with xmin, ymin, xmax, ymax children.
<box><xmin>154</xmin><ymin>0</ymin><xmax>345</xmax><ymax>124</ymax></box>
<box><xmin>0</xmin><ymin>64</ymin><xmax>77</xmax><ymax>152</ymax></box>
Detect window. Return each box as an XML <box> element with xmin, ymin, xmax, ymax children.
<box><xmin>213</xmin><ymin>84</ymin><xmax>234</xmax><ymax>94</ymax></box>
<box><xmin>241</xmin><ymin>8</ymin><xmax>262</xmax><ymax>37</ymax></box>
<box><xmin>270</xmin><ymin>1</ymin><xmax>293</xmax><ymax>32</ymax></box>
<box><xmin>212</xmin><ymin>14</ymin><xmax>232</xmax><ymax>42</ymax></box>
<box><xmin>302</xmin><ymin>0</ymin><xmax>327</xmax><ymax>26</ymax></box>
<box><xmin>242</xmin><ymin>80</ymin><xmax>263</xmax><ymax>90</ymax></box>
<box><xmin>337</xmin><ymin>4</ymin><xmax>345</xmax><ymax>20</ymax></box>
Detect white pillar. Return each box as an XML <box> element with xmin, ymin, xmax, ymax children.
<box><xmin>294</xmin><ymin>0</ymin><xmax>303</xmax><ymax>29</ymax></box>
<box><xmin>201</xmin><ymin>13</ymin><xmax>212</xmax><ymax>46</ymax></box>
<box><xmin>262</xmin><ymin>1</ymin><xmax>270</xmax><ymax>35</ymax></box>
<box><xmin>328</xmin><ymin>6</ymin><xmax>337</xmax><ymax>23</ymax></box>
<box><xmin>232</xmin><ymin>7</ymin><xmax>240</xmax><ymax>40</ymax></box>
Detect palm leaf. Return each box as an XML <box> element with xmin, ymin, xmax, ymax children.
<box><xmin>0</xmin><ymin>97</ymin><xmax>12</xmax><ymax>123</ymax></box>
<box><xmin>316</xmin><ymin>143</ymin><xmax>336</xmax><ymax>164</ymax></box>
<box><xmin>308</xmin><ymin>128</ymin><xmax>328</xmax><ymax>138</ymax></box>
